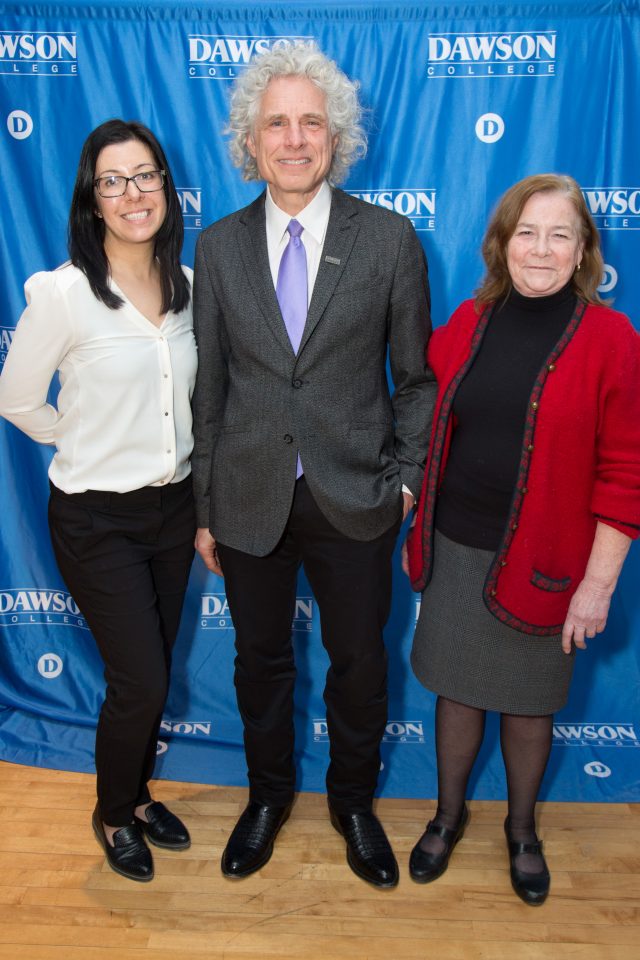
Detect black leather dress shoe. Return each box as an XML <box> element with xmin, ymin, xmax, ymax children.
<box><xmin>330</xmin><ymin>808</ymin><xmax>399</xmax><ymax>888</ymax></box>
<box><xmin>134</xmin><ymin>801</ymin><xmax>191</xmax><ymax>850</ymax></box>
<box><xmin>505</xmin><ymin>818</ymin><xmax>550</xmax><ymax>906</ymax></box>
<box><xmin>92</xmin><ymin>806</ymin><xmax>154</xmax><ymax>882</ymax></box>
<box><xmin>221</xmin><ymin>801</ymin><xmax>292</xmax><ymax>878</ymax></box>
<box><xmin>409</xmin><ymin>805</ymin><xmax>469</xmax><ymax>883</ymax></box>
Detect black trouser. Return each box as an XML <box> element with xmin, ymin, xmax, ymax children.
<box><xmin>48</xmin><ymin>477</ymin><xmax>195</xmax><ymax>825</ymax></box>
<box><xmin>217</xmin><ymin>477</ymin><xmax>400</xmax><ymax>815</ymax></box>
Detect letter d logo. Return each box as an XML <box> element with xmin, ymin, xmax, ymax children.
<box><xmin>37</xmin><ymin>653</ymin><xmax>63</xmax><ymax>679</ymax></box>
<box><xmin>475</xmin><ymin>113</ymin><xmax>505</xmax><ymax>143</ymax></box>
<box><xmin>584</xmin><ymin>761</ymin><xmax>611</xmax><ymax>778</ymax></box>
<box><xmin>598</xmin><ymin>264</ymin><xmax>617</xmax><ymax>294</ymax></box>
<box><xmin>7</xmin><ymin>110</ymin><xmax>34</xmax><ymax>140</ymax></box>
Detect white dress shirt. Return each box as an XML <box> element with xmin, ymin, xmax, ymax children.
<box><xmin>0</xmin><ymin>262</ymin><xmax>197</xmax><ymax>493</ymax></box>
<box><xmin>265</xmin><ymin>180</ymin><xmax>332</xmax><ymax>303</ymax></box>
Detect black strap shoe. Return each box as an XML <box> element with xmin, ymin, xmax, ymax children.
<box><xmin>409</xmin><ymin>805</ymin><xmax>469</xmax><ymax>883</ymax></box>
<box><xmin>134</xmin><ymin>801</ymin><xmax>191</xmax><ymax>850</ymax></box>
<box><xmin>330</xmin><ymin>808</ymin><xmax>399</xmax><ymax>888</ymax></box>
<box><xmin>92</xmin><ymin>806</ymin><xmax>154</xmax><ymax>882</ymax></box>
<box><xmin>221</xmin><ymin>801</ymin><xmax>292</xmax><ymax>878</ymax></box>
<box><xmin>505</xmin><ymin>818</ymin><xmax>550</xmax><ymax>906</ymax></box>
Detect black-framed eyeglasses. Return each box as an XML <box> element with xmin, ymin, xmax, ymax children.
<box><xmin>94</xmin><ymin>169</ymin><xmax>166</xmax><ymax>198</ymax></box>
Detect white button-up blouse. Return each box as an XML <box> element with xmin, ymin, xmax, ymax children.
<box><xmin>0</xmin><ymin>262</ymin><xmax>197</xmax><ymax>493</ymax></box>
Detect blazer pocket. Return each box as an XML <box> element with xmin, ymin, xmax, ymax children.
<box><xmin>350</xmin><ymin>421</ymin><xmax>390</xmax><ymax>431</ymax></box>
<box><xmin>218</xmin><ymin>424</ymin><xmax>250</xmax><ymax>435</ymax></box>
<box><xmin>530</xmin><ymin>569</ymin><xmax>572</xmax><ymax>593</ymax></box>
<box><xmin>333</xmin><ymin>273</ymin><xmax>384</xmax><ymax>298</ymax></box>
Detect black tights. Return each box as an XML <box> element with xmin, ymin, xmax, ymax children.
<box><xmin>420</xmin><ymin>696</ymin><xmax>553</xmax><ymax>871</ymax></box>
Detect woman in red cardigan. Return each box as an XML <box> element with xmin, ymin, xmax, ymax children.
<box><xmin>404</xmin><ymin>173</ymin><xmax>640</xmax><ymax>905</ymax></box>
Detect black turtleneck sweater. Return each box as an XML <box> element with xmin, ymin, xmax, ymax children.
<box><xmin>435</xmin><ymin>283</ymin><xmax>577</xmax><ymax>550</ymax></box>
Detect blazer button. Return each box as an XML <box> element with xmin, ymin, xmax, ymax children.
<box><xmin>292</xmin><ymin>378</ymin><xmax>303</xmax><ymax>388</ymax></box>
<box><xmin>284</xmin><ymin>434</ymin><xmax>293</xmax><ymax>444</ymax></box>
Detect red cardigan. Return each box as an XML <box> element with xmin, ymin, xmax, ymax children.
<box><xmin>407</xmin><ymin>299</ymin><xmax>640</xmax><ymax>635</ymax></box>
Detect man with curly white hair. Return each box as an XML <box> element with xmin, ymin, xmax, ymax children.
<box><xmin>192</xmin><ymin>41</ymin><xmax>434</xmax><ymax>887</ymax></box>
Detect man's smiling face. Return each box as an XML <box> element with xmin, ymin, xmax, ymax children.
<box><xmin>247</xmin><ymin>74</ymin><xmax>338</xmax><ymax>215</ymax></box>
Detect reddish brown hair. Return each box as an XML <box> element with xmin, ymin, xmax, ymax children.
<box><xmin>475</xmin><ymin>173</ymin><xmax>605</xmax><ymax>307</ymax></box>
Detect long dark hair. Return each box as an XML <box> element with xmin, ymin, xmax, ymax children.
<box><xmin>68</xmin><ymin>119</ymin><xmax>189</xmax><ymax>313</ymax></box>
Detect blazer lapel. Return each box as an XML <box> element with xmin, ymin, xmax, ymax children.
<box><xmin>298</xmin><ymin>189</ymin><xmax>360</xmax><ymax>356</ymax></box>
<box><xmin>237</xmin><ymin>193</ymin><xmax>294</xmax><ymax>355</ymax></box>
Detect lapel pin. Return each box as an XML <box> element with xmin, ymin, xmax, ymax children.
<box><xmin>324</xmin><ymin>256</ymin><xmax>341</xmax><ymax>265</ymax></box>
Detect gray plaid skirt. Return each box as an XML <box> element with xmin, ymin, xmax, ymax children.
<box><xmin>410</xmin><ymin>530</ymin><xmax>575</xmax><ymax>715</ymax></box>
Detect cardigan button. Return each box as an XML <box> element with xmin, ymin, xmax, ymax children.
<box><xmin>490</xmin><ymin>589</ymin><xmax>497</xmax><ymax>597</ymax></box>
<box><xmin>501</xmin><ymin>560</ymin><xmax>508</xmax><ymax>567</ymax></box>
<box><xmin>531</xmin><ymin>401</ymin><xmax>539</xmax><ymax>410</ymax></box>
<box><xmin>548</xmin><ymin>363</ymin><xmax>556</xmax><ymax>371</ymax></box>
<box><xmin>511</xmin><ymin>522</ymin><xmax>518</xmax><ymax>531</ymax></box>
<box><xmin>522</xmin><ymin>487</ymin><xmax>528</xmax><ymax>494</ymax></box>
<box><xmin>283</xmin><ymin>434</ymin><xmax>293</xmax><ymax>444</ymax></box>
<box><xmin>527</xmin><ymin>444</ymin><xmax>534</xmax><ymax>452</ymax></box>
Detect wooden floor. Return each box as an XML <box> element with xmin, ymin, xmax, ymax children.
<box><xmin>0</xmin><ymin>762</ymin><xmax>637</xmax><ymax>959</ymax></box>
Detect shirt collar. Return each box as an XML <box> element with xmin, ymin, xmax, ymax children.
<box><xmin>265</xmin><ymin>180</ymin><xmax>332</xmax><ymax>246</ymax></box>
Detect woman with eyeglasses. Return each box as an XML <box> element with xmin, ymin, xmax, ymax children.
<box><xmin>0</xmin><ymin>119</ymin><xmax>197</xmax><ymax>882</ymax></box>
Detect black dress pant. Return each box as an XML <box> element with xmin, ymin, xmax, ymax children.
<box><xmin>217</xmin><ymin>477</ymin><xmax>400</xmax><ymax>814</ymax></box>
<box><xmin>48</xmin><ymin>477</ymin><xmax>195</xmax><ymax>825</ymax></box>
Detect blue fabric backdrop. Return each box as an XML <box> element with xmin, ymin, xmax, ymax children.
<box><xmin>1</xmin><ymin>1</ymin><xmax>639</xmax><ymax>802</ymax></box>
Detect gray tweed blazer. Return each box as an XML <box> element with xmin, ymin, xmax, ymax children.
<box><xmin>191</xmin><ymin>186</ymin><xmax>436</xmax><ymax>556</ymax></box>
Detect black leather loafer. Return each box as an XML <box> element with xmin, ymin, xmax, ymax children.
<box><xmin>134</xmin><ymin>801</ymin><xmax>191</xmax><ymax>850</ymax></box>
<box><xmin>505</xmin><ymin>818</ymin><xmax>550</xmax><ymax>906</ymax></box>
<box><xmin>221</xmin><ymin>801</ymin><xmax>292</xmax><ymax>878</ymax></box>
<box><xmin>92</xmin><ymin>806</ymin><xmax>154</xmax><ymax>882</ymax></box>
<box><xmin>330</xmin><ymin>808</ymin><xmax>399</xmax><ymax>888</ymax></box>
<box><xmin>409</xmin><ymin>805</ymin><xmax>469</xmax><ymax>883</ymax></box>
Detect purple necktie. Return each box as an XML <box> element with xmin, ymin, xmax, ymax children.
<box><xmin>276</xmin><ymin>219</ymin><xmax>308</xmax><ymax>355</ymax></box>
<box><xmin>276</xmin><ymin>219</ymin><xmax>307</xmax><ymax>478</ymax></box>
